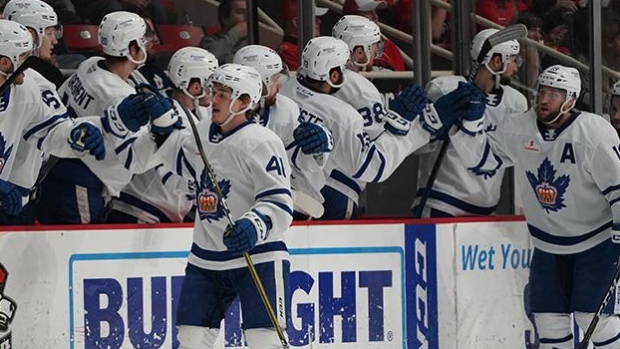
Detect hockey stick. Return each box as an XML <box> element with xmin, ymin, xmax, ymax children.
<box><xmin>291</xmin><ymin>188</ymin><xmax>324</xmax><ymax>218</ymax></box>
<box><xmin>0</xmin><ymin>55</ymin><xmax>38</xmax><ymax>97</ymax></box>
<box><xmin>177</xmin><ymin>102</ymin><xmax>290</xmax><ymax>349</ymax></box>
<box><xmin>412</xmin><ymin>24</ymin><xmax>527</xmax><ymax>218</ymax></box>
<box><xmin>558</xmin><ymin>257</ymin><xmax>620</xmax><ymax>349</ymax></box>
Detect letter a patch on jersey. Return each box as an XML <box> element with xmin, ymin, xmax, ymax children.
<box><xmin>196</xmin><ymin>170</ymin><xmax>231</xmax><ymax>223</ymax></box>
<box><xmin>526</xmin><ymin>157</ymin><xmax>570</xmax><ymax>213</ymax></box>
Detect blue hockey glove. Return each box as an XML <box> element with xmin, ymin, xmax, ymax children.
<box><xmin>135</xmin><ymin>83</ymin><xmax>183</xmax><ymax>134</ymax></box>
<box><xmin>383</xmin><ymin>110</ymin><xmax>411</xmax><ymax>136</ymax></box>
<box><xmin>423</xmin><ymin>82</ymin><xmax>478</xmax><ymax>139</ymax></box>
<box><xmin>0</xmin><ymin>179</ymin><xmax>23</xmax><ymax>216</ymax></box>
<box><xmin>102</xmin><ymin>94</ymin><xmax>152</xmax><ymax>138</ymax></box>
<box><xmin>293</xmin><ymin>122</ymin><xmax>334</xmax><ymax>155</ymax></box>
<box><xmin>456</xmin><ymin>82</ymin><xmax>486</xmax><ymax>135</ymax></box>
<box><xmin>389</xmin><ymin>83</ymin><xmax>430</xmax><ymax>121</ymax></box>
<box><xmin>69</xmin><ymin>121</ymin><xmax>106</xmax><ymax>160</ymax></box>
<box><xmin>223</xmin><ymin>210</ymin><xmax>273</xmax><ymax>254</ymax></box>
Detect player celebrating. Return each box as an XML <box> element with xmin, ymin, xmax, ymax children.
<box><xmin>412</xmin><ymin>28</ymin><xmax>528</xmax><ymax>217</ymax></box>
<box><xmin>133</xmin><ymin>64</ymin><xmax>292</xmax><ymax>348</ymax></box>
<box><xmin>233</xmin><ymin>44</ymin><xmax>332</xmax><ymax>218</ymax></box>
<box><xmin>0</xmin><ymin>19</ymin><xmax>105</xmax><ymax>222</ymax></box>
<box><xmin>282</xmin><ymin>36</ymin><xmax>485</xmax><ymax>219</ymax></box>
<box><xmin>38</xmin><ymin>11</ymin><xmax>172</xmax><ymax>224</ymax></box>
<box><xmin>106</xmin><ymin>47</ymin><xmax>219</xmax><ymax>223</ymax></box>
<box><xmin>452</xmin><ymin>65</ymin><xmax>620</xmax><ymax>349</ymax></box>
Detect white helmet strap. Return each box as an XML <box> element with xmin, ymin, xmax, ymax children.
<box><xmin>128</xmin><ymin>43</ymin><xmax>147</xmax><ymax>65</ymax></box>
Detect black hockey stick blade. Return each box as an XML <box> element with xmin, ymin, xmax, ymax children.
<box><xmin>469</xmin><ymin>24</ymin><xmax>527</xmax><ymax>81</ymax></box>
<box><xmin>0</xmin><ymin>55</ymin><xmax>39</xmax><ymax>97</ymax></box>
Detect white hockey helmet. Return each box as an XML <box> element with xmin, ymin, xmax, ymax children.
<box><xmin>0</xmin><ymin>19</ymin><xmax>33</xmax><ymax>72</ymax></box>
<box><xmin>332</xmin><ymin>15</ymin><xmax>383</xmax><ymax>67</ymax></box>
<box><xmin>3</xmin><ymin>0</ymin><xmax>57</xmax><ymax>49</ymax></box>
<box><xmin>299</xmin><ymin>36</ymin><xmax>349</xmax><ymax>88</ymax></box>
<box><xmin>233</xmin><ymin>45</ymin><xmax>288</xmax><ymax>97</ymax></box>
<box><xmin>208</xmin><ymin>64</ymin><xmax>263</xmax><ymax>124</ymax></box>
<box><xmin>537</xmin><ymin>65</ymin><xmax>581</xmax><ymax>100</ymax></box>
<box><xmin>168</xmin><ymin>47</ymin><xmax>218</xmax><ymax>91</ymax></box>
<box><xmin>98</xmin><ymin>11</ymin><xmax>147</xmax><ymax>61</ymax></box>
<box><xmin>536</xmin><ymin>65</ymin><xmax>581</xmax><ymax>123</ymax></box>
<box><xmin>471</xmin><ymin>28</ymin><xmax>521</xmax><ymax>66</ymax></box>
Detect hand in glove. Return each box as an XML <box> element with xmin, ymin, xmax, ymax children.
<box><xmin>223</xmin><ymin>210</ymin><xmax>272</xmax><ymax>254</ymax></box>
<box><xmin>0</xmin><ymin>179</ymin><xmax>23</xmax><ymax>216</ymax></box>
<box><xmin>293</xmin><ymin>122</ymin><xmax>334</xmax><ymax>155</ymax></box>
<box><xmin>389</xmin><ymin>83</ymin><xmax>430</xmax><ymax>121</ymax></box>
<box><xmin>68</xmin><ymin>121</ymin><xmax>106</xmax><ymax>160</ymax></box>
<box><xmin>102</xmin><ymin>94</ymin><xmax>152</xmax><ymax>138</ymax></box>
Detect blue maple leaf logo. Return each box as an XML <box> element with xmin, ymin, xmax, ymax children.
<box><xmin>196</xmin><ymin>170</ymin><xmax>231</xmax><ymax>223</ymax></box>
<box><xmin>0</xmin><ymin>133</ymin><xmax>13</xmax><ymax>175</ymax></box>
<box><xmin>525</xmin><ymin>157</ymin><xmax>570</xmax><ymax>213</ymax></box>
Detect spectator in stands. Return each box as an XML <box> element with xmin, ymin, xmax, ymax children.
<box><xmin>275</xmin><ymin>0</ymin><xmax>329</xmax><ymax>71</ymax></box>
<box><xmin>539</xmin><ymin>6</ymin><xmax>573</xmax><ymax>70</ymax></box>
<box><xmin>199</xmin><ymin>0</ymin><xmax>247</xmax><ymax>65</ymax></box>
<box><xmin>476</xmin><ymin>0</ymin><xmax>526</xmax><ymax>28</ymax></box>
<box><xmin>514</xmin><ymin>11</ymin><xmax>544</xmax><ymax>90</ymax></box>
<box><xmin>392</xmin><ymin>0</ymin><xmax>448</xmax><ymax>44</ymax></box>
<box><xmin>342</xmin><ymin>0</ymin><xmax>406</xmax><ymax>71</ymax></box>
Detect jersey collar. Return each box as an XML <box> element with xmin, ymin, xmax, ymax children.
<box><xmin>209</xmin><ymin>121</ymin><xmax>251</xmax><ymax>143</ymax></box>
<box><xmin>536</xmin><ymin>110</ymin><xmax>580</xmax><ymax>142</ymax></box>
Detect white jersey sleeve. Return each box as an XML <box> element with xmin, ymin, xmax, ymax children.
<box><xmin>333</xmin><ymin>70</ymin><xmax>387</xmax><ymax>139</ymax></box>
<box><xmin>252</xmin><ymin>94</ymin><xmax>326</xmax><ymax>202</ymax></box>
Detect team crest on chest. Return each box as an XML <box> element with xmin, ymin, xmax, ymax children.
<box><xmin>525</xmin><ymin>157</ymin><xmax>570</xmax><ymax>213</ymax></box>
<box><xmin>0</xmin><ymin>133</ymin><xmax>13</xmax><ymax>175</ymax></box>
<box><xmin>196</xmin><ymin>170</ymin><xmax>231</xmax><ymax>223</ymax></box>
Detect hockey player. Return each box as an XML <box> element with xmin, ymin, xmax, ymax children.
<box><xmin>0</xmin><ymin>19</ymin><xmax>105</xmax><ymax>221</ymax></box>
<box><xmin>137</xmin><ymin>64</ymin><xmax>292</xmax><ymax>348</ymax></box>
<box><xmin>452</xmin><ymin>65</ymin><xmax>620</xmax><ymax>348</ymax></box>
<box><xmin>412</xmin><ymin>28</ymin><xmax>528</xmax><ymax>217</ymax></box>
<box><xmin>3</xmin><ymin>0</ymin><xmax>63</xmax><ymax>87</ymax></box>
<box><xmin>233</xmin><ymin>44</ymin><xmax>333</xmax><ymax>218</ymax></box>
<box><xmin>282</xmin><ymin>36</ymin><xmax>486</xmax><ymax>219</ymax></box>
<box><xmin>106</xmin><ymin>47</ymin><xmax>218</xmax><ymax>223</ymax></box>
<box><xmin>38</xmin><ymin>11</ymin><xmax>174</xmax><ymax>224</ymax></box>
<box><xmin>608</xmin><ymin>79</ymin><xmax>620</xmax><ymax>136</ymax></box>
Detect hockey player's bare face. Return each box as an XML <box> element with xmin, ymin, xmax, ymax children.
<box><xmin>0</xmin><ymin>52</ymin><xmax>29</xmax><ymax>85</ymax></box>
<box><xmin>210</xmin><ymin>83</ymin><xmax>249</xmax><ymax>126</ymax></box>
<box><xmin>536</xmin><ymin>86</ymin><xmax>566</xmax><ymax>123</ymax></box>
<box><xmin>29</xmin><ymin>27</ymin><xmax>58</xmax><ymax>62</ymax></box>
<box><xmin>610</xmin><ymin>96</ymin><xmax>620</xmax><ymax>133</ymax></box>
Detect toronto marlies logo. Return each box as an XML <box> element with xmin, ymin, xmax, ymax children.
<box><xmin>526</xmin><ymin>157</ymin><xmax>570</xmax><ymax>213</ymax></box>
<box><xmin>196</xmin><ymin>170</ymin><xmax>231</xmax><ymax>223</ymax></box>
<box><xmin>0</xmin><ymin>263</ymin><xmax>16</xmax><ymax>349</ymax></box>
<box><xmin>0</xmin><ymin>133</ymin><xmax>13</xmax><ymax>175</ymax></box>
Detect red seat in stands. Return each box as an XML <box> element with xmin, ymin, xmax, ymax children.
<box><xmin>153</xmin><ymin>24</ymin><xmax>205</xmax><ymax>53</ymax></box>
<box><xmin>61</xmin><ymin>24</ymin><xmax>101</xmax><ymax>53</ymax></box>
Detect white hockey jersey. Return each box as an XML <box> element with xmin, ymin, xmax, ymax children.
<box><xmin>333</xmin><ymin>70</ymin><xmax>388</xmax><ymax>140</ymax></box>
<box><xmin>282</xmin><ymin>77</ymin><xmax>431</xmax><ymax>204</ymax></box>
<box><xmin>110</xmin><ymin>101</ymin><xmax>202</xmax><ymax>223</ymax></box>
<box><xmin>451</xmin><ymin>109</ymin><xmax>620</xmax><ymax>254</ymax></box>
<box><xmin>414</xmin><ymin>76</ymin><xmax>528</xmax><ymax>216</ymax></box>
<box><xmin>0</xmin><ymin>73</ymin><xmax>81</xmax><ymax>186</ymax></box>
<box><xmin>155</xmin><ymin>119</ymin><xmax>293</xmax><ymax>270</ymax></box>
<box><xmin>8</xmin><ymin>69</ymin><xmax>89</xmax><ymax>196</ymax></box>
<box><xmin>58</xmin><ymin>57</ymin><xmax>147</xmax><ymax>199</ymax></box>
<box><xmin>251</xmin><ymin>94</ymin><xmax>326</xmax><ymax>203</ymax></box>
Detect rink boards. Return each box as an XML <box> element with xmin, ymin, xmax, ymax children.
<box><xmin>0</xmin><ymin>218</ymin><xmax>541</xmax><ymax>349</ymax></box>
